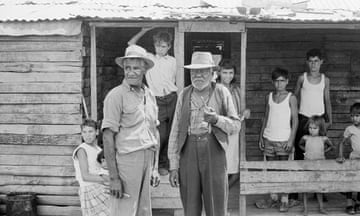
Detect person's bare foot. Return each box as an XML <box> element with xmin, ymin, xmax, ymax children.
<box><xmin>319</xmin><ymin>208</ymin><xmax>328</xmax><ymax>214</ymax></box>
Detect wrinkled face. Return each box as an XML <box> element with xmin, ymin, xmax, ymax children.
<box><xmin>81</xmin><ymin>126</ymin><xmax>97</xmax><ymax>144</ymax></box>
<box><xmin>123</xmin><ymin>58</ymin><xmax>146</xmax><ymax>87</ymax></box>
<box><xmin>272</xmin><ymin>76</ymin><xmax>288</xmax><ymax>92</ymax></box>
<box><xmin>307</xmin><ymin>56</ymin><xmax>323</xmax><ymax>73</ymax></box>
<box><xmin>190</xmin><ymin>68</ymin><xmax>212</xmax><ymax>90</ymax></box>
<box><xmin>351</xmin><ymin>112</ymin><xmax>360</xmax><ymax>126</ymax></box>
<box><xmin>220</xmin><ymin>68</ymin><xmax>235</xmax><ymax>85</ymax></box>
<box><xmin>154</xmin><ymin>41</ymin><xmax>171</xmax><ymax>57</ymax></box>
<box><xmin>308</xmin><ymin>123</ymin><xmax>320</xmax><ymax>136</ymax></box>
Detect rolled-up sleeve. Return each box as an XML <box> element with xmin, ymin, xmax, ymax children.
<box><xmin>168</xmin><ymin>91</ymin><xmax>183</xmax><ymax>170</ymax></box>
<box><xmin>214</xmin><ymin>87</ymin><xmax>241</xmax><ymax>135</ymax></box>
<box><xmin>101</xmin><ymin>88</ymin><xmax>122</xmax><ymax>133</ymax></box>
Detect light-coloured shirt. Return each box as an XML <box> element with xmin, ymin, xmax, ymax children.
<box><xmin>344</xmin><ymin>125</ymin><xmax>360</xmax><ymax>155</ymax></box>
<box><xmin>263</xmin><ymin>92</ymin><xmax>292</xmax><ymax>141</ymax></box>
<box><xmin>73</xmin><ymin>143</ymin><xmax>103</xmax><ymax>187</ymax></box>
<box><xmin>101</xmin><ymin>80</ymin><xmax>159</xmax><ymax>154</ymax></box>
<box><xmin>168</xmin><ymin>84</ymin><xmax>241</xmax><ymax>170</ymax></box>
<box><xmin>299</xmin><ymin>72</ymin><xmax>325</xmax><ymax>117</ymax></box>
<box><xmin>146</xmin><ymin>54</ymin><xmax>177</xmax><ymax>96</ymax></box>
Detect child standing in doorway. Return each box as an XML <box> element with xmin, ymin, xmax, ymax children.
<box><xmin>128</xmin><ymin>27</ymin><xmax>177</xmax><ymax>176</ymax></box>
<box><xmin>216</xmin><ymin>59</ymin><xmax>250</xmax><ymax>188</ymax></box>
<box><xmin>337</xmin><ymin>103</ymin><xmax>360</xmax><ymax>215</ymax></box>
<box><xmin>258</xmin><ymin>68</ymin><xmax>298</xmax><ymax>212</ymax></box>
<box><xmin>299</xmin><ymin>115</ymin><xmax>334</xmax><ymax>216</ymax></box>
<box><xmin>73</xmin><ymin>119</ymin><xmax>110</xmax><ymax>216</ymax></box>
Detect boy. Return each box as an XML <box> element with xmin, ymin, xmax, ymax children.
<box><xmin>258</xmin><ymin>68</ymin><xmax>298</xmax><ymax>212</ymax></box>
<box><xmin>128</xmin><ymin>27</ymin><xmax>177</xmax><ymax>176</ymax></box>
<box><xmin>337</xmin><ymin>103</ymin><xmax>360</xmax><ymax>214</ymax></box>
<box><xmin>294</xmin><ymin>48</ymin><xmax>332</xmax><ymax>161</ymax></box>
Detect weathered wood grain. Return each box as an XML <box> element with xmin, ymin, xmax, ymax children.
<box><xmin>0</xmin><ymin>144</ymin><xmax>74</xmax><ymax>155</ymax></box>
<box><xmin>0</xmin><ymin>94</ymin><xmax>81</xmax><ymax>104</ymax></box>
<box><xmin>0</xmin><ymin>134</ymin><xmax>81</xmax><ymax>145</ymax></box>
<box><xmin>0</xmin><ymin>104</ymin><xmax>80</xmax><ymax>114</ymax></box>
<box><xmin>0</xmin><ymin>51</ymin><xmax>81</xmax><ymax>62</ymax></box>
<box><xmin>0</xmin><ymin>155</ymin><xmax>72</xmax><ymax>166</ymax></box>
<box><xmin>1</xmin><ymin>72</ymin><xmax>81</xmax><ymax>82</ymax></box>
<box><xmin>0</xmin><ymin>62</ymin><xmax>82</xmax><ymax>72</ymax></box>
<box><xmin>0</xmin><ymin>124</ymin><xmax>80</xmax><ymax>135</ymax></box>
<box><xmin>0</xmin><ymin>113</ymin><xmax>81</xmax><ymax>124</ymax></box>
<box><xmin>0</xmin><ymin>175</ymin><xmax>77</xmax><ymax>186</ymax></box>
<box><xmin>0</xmin><ymin>165</ymin><xmax>74</xmax><ymax>176</ymax></box>
<box><xmin>0</xmin><ymin>41</ymin><xmax>81</xmax><ymax>51</ymax></box>
<box><xmin>0</xmin><ymin>83</ymin><xmax>81</xmax><ymax>93</ymax></box>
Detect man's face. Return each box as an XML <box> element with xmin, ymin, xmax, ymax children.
<box><xmin>307</xmin><ymin>56</ymin><xmax>323</xmax><ymax>73</ymax></box>
<box><xmin>273</xmin><ymin>76</ymin><xmax>288</xmax><ymax>92</ymax></box>
<box><xmin>154</xmin><ymin>41</ymin><xmax>171</xmax><ymax>57</ymax></box>
<box><xmin>123</xmin><ymin>59</ymin><xmax>146</xmax><ymax>87</ymax></box>
<box><xmin>190</xmin><ymin>68</ymin><xmax>212</xmax><ymax>90</ymax></box>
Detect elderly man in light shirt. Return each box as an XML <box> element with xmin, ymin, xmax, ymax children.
<box><xmin>168</xmin><ymin>52</ymin><xmax>241</xmax><ymax>216</ymax></box>
<box><xmin>102</xmin><ymin>45</ymin><xmax>160</xmax><ymax>216</ymax></box>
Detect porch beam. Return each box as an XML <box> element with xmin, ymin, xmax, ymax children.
<box><xmin>178</xmin><ymin>21</ymin><xmax>245</xmax><ymax>33</ymax></box>
<box><xmin>89</xmin><ymin>22</ymin><xmax>177</xmax><ymax>28</ymax></box>
<box><xmin>174</xmin><ymin>24</ymin><xmax>184</xmax><ymax>91</ymax></box>
<box><xmin>239</xmin><ymin>30</ymin><xmax>247</xmax><ymax>216</ymax></box>
<box><xmin>90</xmin><ymin>25</ymin><xmax>97</xmax><ymax>120</ymax></box>
<box><xmin>246</xmin><ymin>22</ymin><xmax>360</xmax><ymax>29</ymax></box>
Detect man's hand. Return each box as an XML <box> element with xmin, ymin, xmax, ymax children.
<box><xmin>151</xmin><ymin>169</ymin><xmax>160</xmax><ymax>187</ymax></box>
<box><xmin>284</xmin><ymin>140</ymin><xmax>293</xmax><ymax>152</ymax></box>
<box><xmin>110</xmin><ymin>178</ymin><xmax>124</xmax><ymax>199</ymax></box>
<box><xmin>242</xmin><ymin>109</ymin><xmax>251</xmax><ymax>120</ymax></box>
<box><xmin>169</xmin><ymin>169</ymin><xmax>179</xmax><ymax>187</ymax></box>
<box><xmin>259</xmin><ymin>137</ymin><xmax>265</xmax><ymax>151</ymax></box>
<box><xmin>336</xmin><ymin>157</ymin><xmax>345</xmax><ymax>164</ymax></box>
<box><xmin>203</xmin><ymin>106</ymin><xmax>218</xmax><ymax>124</ymax></box>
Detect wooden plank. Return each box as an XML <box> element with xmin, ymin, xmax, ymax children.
<box><xmin>0</xmin><ymin>83</ymin><xmax>81</xmax><ymax>93</ymax></box>
<box><xmin>0</xmin><ymin>134</ymin><xmax>81</xmax><ymax>145</ymax></box>
<box><xmin>0</xmin><ymin>51</ymin><xmax>81</xmax><ymax>62</ymax></box>
<box><xmin>0</xmin><ymin>165</ymin><xmax>74</xmax><ymax>176</ymax></box>
<box><xmin>0</xmin><ymin>94</ymin><xmax>81</xmax><ymax>104</ymax></box>
<box><xmin>0</xmin><ymin>185</ymin><xmax>78</xmax><ymax>195</ymax></box>
<box><xmin>0</xmin><ymin>124</ymin><xmax>80</xmax><ymax>135</ymax></box>
<box><xmin>0</xmin><ymin>62</ymin><xmax>83</xmax><ymax>73</ymax></box>
<box><xmin>0</xmin><ymin>114</ymin><xmax>81</xmax><ymax>124</ymax></box>
<box><xmin>0</xmin><ymin>145</ymin><xmax>74</xmax><ymax>155</ymax></box>
<box><xmin>174</xmin><ymin>25</ymin><xmax>184</xmax><ymax>91</ymax></box>
<box><xmin>240</xmin><ymin>181</ymin><xmax>360</xmax><ymax>194</ymax></box>
<box><xmin>37</xmin><ymin>195</ymin><xmax>80</xmax><ymax>206</ymax></box>
<box><xmin>152</xmin><ymin>197</ymin><xmax>182</xmax><ymax>209</ymax></box>
<box><xmin>90</xmin><ymin>25</ymin><xmax>97</xmax><ymax>121</ymax></box>
<box><xmin>0</xmin><ymin>41</ymin><xmax>81</xmax><ymax>51</ymax></box>
<box><xmin>0</xmin><ymin>175</ymin><xmax>77</xmax><ymax>186</ymax></box>
<box><xmin>89</xmin><ymin>21</ymin><xmax>177</xmax><ymax>28</ymax></box>
<box><xmin>246</xmin><ymin>23</ymin><xmax>360</xmax><ymax>29</ymax></box>
<box><xmin>0</xmin><ymin>35</ymin><xmax>82</xmax><ymax>42</ymax></box>
<box><xmin>0</xmin><ymin>104</ymin><xmax>80</xmax><ymax>114</ymax></box>
<box><xmin>240</xmin><ymin>170</ymin><xmax>360</xmax><ymax>183</ymax></box>
<box><xmin>179</xmin><ymin>21</ymin><xmax>245</xmax><ymax>33</ymax></box>
<box><xmin>240</xmin><ymin>160</ymin><xmax>360</xmax><ymax>171</ymax></box>
<box><xmin>0</xmin><ymin>155</ymin><xmax>73</xmax><ymax>166</ymax></box>
<box><xmin>1</xmin><ymin>72</ymin><xmax>81</xmax><ymax>83</ymax></box>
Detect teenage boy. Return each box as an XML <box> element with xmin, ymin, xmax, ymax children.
<box><xmin>128</xmin><ymin>27</ymin><xmax>177</xmax><ymax>176</ymax></box>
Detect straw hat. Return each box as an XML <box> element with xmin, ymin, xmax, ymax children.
<box><xmin>115</xmin><ymin>45</ymin><xmax>154</xmax><ymax>69</ymax></box>
<box><xmin>184</xmin><ymin>52</ymin><xmax>215</xmax><ymax>69</ymax></box>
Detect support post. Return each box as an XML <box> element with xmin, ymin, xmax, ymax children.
<box><xmin>239</xmin><ymin>29</ymin><xmax>247</xmax><ymax>216</ymax></box>
<box><xmin>174</xmin><ymin>25</ymin><xmax>185</xmax><ymax>91</ymax></box>
<box><xmin>90</xmin><ymin>25</ymin><xmax>97</xmax><ymax>120</ymax></box>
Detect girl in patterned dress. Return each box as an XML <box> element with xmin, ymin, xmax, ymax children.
<box><xmin>73</xmin><ymin>119</ymin><xmax>110</xmax><ymax>216</ymax></box>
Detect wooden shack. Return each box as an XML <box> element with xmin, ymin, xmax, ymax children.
<box><xmin>0</xmin><ymin>1</ymin><xmax>359</xmax><ymax>215</ymax></box>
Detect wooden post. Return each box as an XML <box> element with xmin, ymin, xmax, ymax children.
<box><xmin>174</xmin><ymin>25</ymin><xmax>185</xmax><ymax>91</ymax></box>
<box><xmin>239</xmin><ymin>29</ymin><xmax>247</xmax><ymax>216</ymax></box>
<box><xmin>90</xmin><ymin>25</ymin><xmax>97</xmax><ymax>121</ymax></box>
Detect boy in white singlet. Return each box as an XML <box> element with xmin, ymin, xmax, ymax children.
<box><xmin>258</xmin><ymin>68</ymin><xmax>298</xmax><ymax>212</ymax></box>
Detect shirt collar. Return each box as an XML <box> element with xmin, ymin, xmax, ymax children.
<box><xmin>155</xmin><ymin>54</ymin><xmax>169</xmax><ymax>59</ymax></box>
<box><xmin>122</xmin><ymin>79</ymin><xmax>147</xmax><ymax>92</ymax></box>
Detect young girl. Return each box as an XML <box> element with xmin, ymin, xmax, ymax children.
<box><xmin>73</xmin><ymin>119</ymin><xmax>110</xmax><ymax>216</ymax></box>
<box><xmin>216</xmin><ymin>59</ymin><xmax>250</xmax><ymax>188</ymax></box>
<box><xmin>299</xmin><ymin>115</ymin><xmax>334</xmax><ymax>216</ymax></box>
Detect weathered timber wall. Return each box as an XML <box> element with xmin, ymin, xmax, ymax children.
<box><xmin>239</xmin><ymin>28</ymin><xmax>360</xmax><ymax>161</ymax></box>
<box><xmin>0</xmin><ymin>33</ymin><xmax>83</xmax><ymax>215</ymax></box>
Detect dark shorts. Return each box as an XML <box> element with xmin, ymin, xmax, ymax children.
<box><xmin>264</xmin><ymin>138</ymin><xmax>290</xmax><ymax>157</ymax></box>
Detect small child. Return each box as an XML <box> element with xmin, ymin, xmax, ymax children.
<box><xmin>96</xmin><ymin>150</ymin><xmax>108</xmax><ymax>176</ymax></box>
<box><xmin>128</xmin><ymin>27</ymin><xmax>177</xmax><ymax>176</ymax></box>
<box><xmin>258</xmin><ymin>67</ymin><xmax>298</xmax><ymax>212</ymax></box>
<box><xmin>299</xmin><ymin>115</ymin><xmax>334</xmax><ymax>216</ymax></box>
<box><xmin>336</xmin><ymin>103</ymin><xmax>360</xmax><ymax>215</ymax></box>
<box><xmin>73</xmin><ymin>119</ymin><xmax>110</xmax><ymax>216</ymax></box>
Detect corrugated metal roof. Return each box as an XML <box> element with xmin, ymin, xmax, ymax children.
<box><xmin>0</xmin><ymin>0</ymin><xmax>359</xmax><ymax>22</ymax></box>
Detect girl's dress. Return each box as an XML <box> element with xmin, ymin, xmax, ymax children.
<box><xmin>73</xmin><ymin>143</ymin><xmax>110</xmax><ymax>216</ymax></box>
<box><xmin>303</xmin><ymin>136</ymin><xmax>326</xmax><ymax>160</ymax></box>
<box><xmin>226</xmin><ymin>85</ymin><xmax>241</xmax><ymax>174</ymax></box>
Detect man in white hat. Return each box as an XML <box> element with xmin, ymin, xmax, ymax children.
<box><xmin>102</xmin><ymin>45</ymin><xmax>160</xmax><ymax>216</ymax></box>
<box><xmin>168</xmin><ymin>52</ymin><xmax>241</xmax><ymax>216</ymax></box>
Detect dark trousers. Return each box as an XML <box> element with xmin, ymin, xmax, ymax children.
<box><xmin>156</xmin><ymin>92</ymin><xmax>177</xmax><ymax>169</ymax></box>
<box><xmin>179</xmin><ymin>133</ymin><xmax>228</xmax><ymax>216</ymax></box>
<box><xmin>294</xmin><ymin>114</ymin><xmax>310</xmax><ymax>160</ymax></box>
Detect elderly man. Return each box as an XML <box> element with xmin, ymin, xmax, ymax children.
<box><xmin>102</xmin><ymin>45</ymin><xmax>160</xmax><ymax>216</ymax></box>
<box><xmin>168</xmin><ymin>52</ymin><xmax>241</xmax><ymax>216</ymax></box>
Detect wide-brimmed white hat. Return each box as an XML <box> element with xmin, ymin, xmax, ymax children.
<box><xmin>115</xmin><ymin>45</ymin><xmax>154</xmax><ymax>69</ymax></box>
<box><xmin>184</xmin><ymin>52</ymin><xmax>215</xmax><ymax>69</ymax></box>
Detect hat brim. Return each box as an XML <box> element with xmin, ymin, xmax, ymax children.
<box><xmin>115</xmin><ymin>56</ymin><xmax>154</xmax><ymax>69</ymax></box>
<box><xmin>184</xmin><ymin>64</ymin><xmax>215</xmax><ymax>69</ymax></box>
